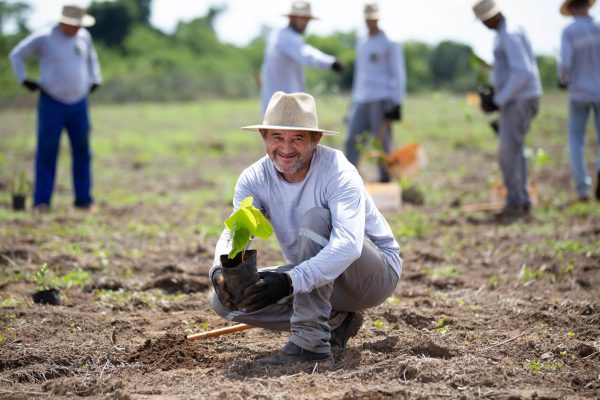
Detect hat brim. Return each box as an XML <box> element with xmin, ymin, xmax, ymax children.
<box><xmin>241</xmin><ymin>124</ymin><xmax>340</xmax><ymax>136</ymax></box>
<box><xmin>284</xmin><ymin>13</ymin><xmax>318</xmax><ymax>20</ymax></box>
<box><xmin>59</xmin><ymin>15</ymin><xmax>95</xmax><ymax>27</ymax></box>
<box><xmin>561</xmin><ymin>0</ymin><xmax>595</xmax><ymax>15</ymax></box>
<box><xmin>475</xmin><ymin>6</ymin><xmax>501</xmax><ymax>22</ymax></box>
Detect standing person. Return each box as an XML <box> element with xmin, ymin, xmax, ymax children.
<box><xmin>344</xmin><ymin>2</ymin><xmax>406</xmax><ymax>183</ymax></box>
<box><xmin>210</xmin><ymin>92</ymin><xmax>402</xmax><ymax>365</ymax></box>
<box><xmin>260</xmin><ymin>1</ymin><xmax>344</xmax><ymax>114</ymax></box>
<box><xmin>558</xmin><ymin>0</ymin><xmax>600</xmax><ymax>202</ymax></box>
<box><xmin>472</xmin><ymin>0</ymin><xmax>542</xmax><ymax>222</ymax></box>
<box><xmin>9</xmin><ymin>4</ymin><xmax>102</xmax><ymax>212</ymax></box>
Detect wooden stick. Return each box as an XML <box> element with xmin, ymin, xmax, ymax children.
<box><xmin>460</xmin><ymin>202</ymin><xmax>504</xmax><ymax>213</ymax></box>
<box><xmin>186</xmin><ymin>323</ymin><xmax>254</xmax><ymax>341</ymax></box>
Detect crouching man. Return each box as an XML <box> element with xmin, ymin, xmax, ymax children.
<box><xmin>210</xmin><ymin>92</ymin><xmax>402</xmax><ymax>365</ymax></box>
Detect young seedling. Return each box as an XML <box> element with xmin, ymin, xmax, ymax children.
<box><xmin>224</xmin><ymin>196</ymin><xmax>273</xmax><ymax>259</ymax></box>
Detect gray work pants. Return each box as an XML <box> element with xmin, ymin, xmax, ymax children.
<box><xmin>211</xmin><ymin>208</ymin><xmax>399</xmax><ymax>353</ymax></box>
<box><xmin>344</xmin><ymin>100</ymin><xmax>393</xmax><ymax>182</ymax></box>
<box><xmin>498</xmin><ymin>98</ymin><xmax>540</xmax><ymax>207</ymax></box>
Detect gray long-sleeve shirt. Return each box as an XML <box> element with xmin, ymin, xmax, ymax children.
<box><xmin>558</xmin><ymin>16</ymin><xmax>600</xmax><ymax>102</ymax></box>
<box><xmin>491</xmin><ymin>19</ymin><xmax>542</xmax><ymax>107</ymax></box>
<box><xmin>260</xmin><ymin>26</ymin><xmax>335</xmax><ymax>114</ymax></box>
<box><xmin>9</xmin><ymin>26</ymin><xmax>102</xmax><ymax>104</ymax></box>
<box><xmin>352</xmin><ymin>31</ymin><xmax>406</xmax><ymax>105</ymax></box>
<box><xmin>212</xmin><ymin>145</ymin><xmax>402</xmax><ymax>294</ymax></box>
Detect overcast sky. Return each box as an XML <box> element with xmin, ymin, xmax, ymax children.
<box><xmin>16</xmin><ymin>0</ymin><xmax>600</xmax><ymax>62</ymax></box>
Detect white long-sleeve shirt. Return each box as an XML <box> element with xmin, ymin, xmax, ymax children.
<box><xmin>491</xmin><ymin>19</ymin><xmax>542</xmax><ymax>107</ymax></box>
<box><xmin>212</xmin><ymin>145</ymin><xmax>402</xmax><ymax>294</ymax></box>
<box><xmin>9</xmin><ymin>26</ymin><xmax>102</xmax><ymax>104</ymax></box>
<box><xmin>260</xmin><ymin>26</ymin><xmax>335</xmax><ymax>113</ymax></box>
<box><xmin>558</xmin><ymin>16</ymin><xmax>600</xmax><ymax>102</ymax></box>
<box><xmin>352</xmin><ymin>31</ymin><xmax>406</xmax><ymax>105</ymax></box>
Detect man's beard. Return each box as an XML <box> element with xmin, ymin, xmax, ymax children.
<box><xmin>272</xmin><ymin>157</ymin><xmax>304</xmax><ymax>175</ymax></box>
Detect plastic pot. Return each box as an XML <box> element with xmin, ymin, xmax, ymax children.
<box><xmin>219</xmin><ymin>250</ymin><xmax>258</xmax><ymax>308</ymax></box>
<box><xmin>12</xmin><ymin>194</ymin><xmax>26</xmax><ymax>211</ymax></box>
<box><xmin>32</xmin><ymin>289</ymin><xmax>61</xmax><ymax>305</ymax></box>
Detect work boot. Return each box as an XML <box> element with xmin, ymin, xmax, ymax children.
<box><xmin>596</xmin><ymin>171</ymin><xmax>600</xmax><ymax>201</ymax></box>
<box><xmin>257</xmin><ymin>341</ymin><xmax>333</xmax><ymax>366</ymax></box>
<box><xmin>330</xmin><ymin>312</ymin><xmax>363</xmax><ymax>349</ymax></box>
<box><xmin>494</xmin><ymin>204</ymin><xmax>529</xmax><ymax>224</ymax></box>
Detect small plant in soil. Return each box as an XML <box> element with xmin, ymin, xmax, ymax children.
<box><xmin>30</xmin><ymin>263</ymin><xmax>61</xmax><ymax>305</ymax></box>
<box><xmin>219</xmin><ymin>196</ymin><xmax>273</xmax><ymax>307</ymax></box>
<box><xmin>10</xmin><ymin>170</ymin><xmax>31</xmax><ymax>211</ymax></box>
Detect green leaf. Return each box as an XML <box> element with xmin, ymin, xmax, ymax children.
<box><xmin>228</xmin><ymin>227</ymin><xmax>250</xmax><ymax>259</ymax></box>
<box><xmin>251</xmin><ymin>208</ymin><xmax>273</xmax><ymax>239</ymax></box>
<box><xmin>240</xmin><ymin>196</ymin><xmax>253</xmax><ymax>208</ymax></box>
<box><xmin>224</xmin><ymin>196</ymin><xmax>274</xmax><ymax>259</ymax></box>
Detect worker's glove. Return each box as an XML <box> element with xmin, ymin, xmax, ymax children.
<box><xmin>22</xmin><ymin>80</ymin><xmax>39</xmax><ymax>92</ymax></box>
<box><xmin>240</xmin><ymin>271</ymin><xmax>292</xmax><ymax>312</ymax></box>
<box><xmin>557</xmin><ymin>78</ymin><xmax>568</xmax><ymax>90</ymax></box>
<box><xmin>477</xmin><ymin>84</ymin><xmax>498</xmax><ymax>113</ymax></box>
<box><xmin>211</xmin><ymin>267</ymin><xmax>236</xmax><ymax>309</ymax></box>
<box><xmin>90</xmin><ymin>83</ymin><xmax>100</xmax><ymax>93</ymax></box>
<box><xmin>384</xmin><ymin>104</ymin><xmax>402</xmax><ymax>121</ymax></box>
<box><xmin>331</xmin><ymin>60</ymin><xmax>344</xmax><ymax>73</ymax></box>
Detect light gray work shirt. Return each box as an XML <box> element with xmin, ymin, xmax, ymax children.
<box><xmin>559</xmin><ymin>16</ymin><xmax>600</xmax><ymax>102</ymax></box>
<box><xmin>260</xmin><ymin>26</ymin><xmax>335</xmax><ymax>113</ymax></box>
<box><xmin>213</xmin><ymin>145</ymin><xmax>402</xmax><ymax>294</ymax></box>
<box><xmin>352</xmin><ymin>30</ymin><xmax>406</xmax><ymax>105</ymax></box>
<box><xmin>9</xmin><ymin>25</ymin><xmax>102</xmax><ymax>104</ymax></box>
<box><xmin>491</xmin><ymin>19</ymin><xmax>542</xmax><ymax>107</ymax></box>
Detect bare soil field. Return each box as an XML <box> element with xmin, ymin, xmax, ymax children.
<box><xmin>1</xmin><ymin>94</ymin><xmax>599</xmax><ymax>399</ymax></box>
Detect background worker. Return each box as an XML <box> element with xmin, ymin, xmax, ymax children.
<box><xmin>9</xmin><ymin>4</ymin><xmax>102</xmax><ymax>212</ymax></box>
<box><xmin>344</xmin><ymin>2</ymin><xmax>406</xmax><ymax>183</ymax></box>
<box><xmin>259</xmin><ymin>1</ymin><xmax>344</xmax><ymax>114</ymax></box>
<box><xmin>210</xmin><ymin>92</ymin><xmax>402</xmax><ymax>365</ymax></box>
<box><xmin>472</xmin><ymin>0</ymin><xmax>542</xmax><ymax>222</ymax></box>
<box><xmin>558</xmin><ymin>0</ymin><xmax>600</xmax><ymax>202</ymax></box>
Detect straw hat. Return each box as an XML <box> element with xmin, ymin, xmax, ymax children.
<box><xmin>472</xmin><ymin>0</ymin><xmax>501</xmax><ymax>22</ymax></box>
<box><xmin>364</xmin><ymin>3</ymin><xmax>380</xmax><ymax>20</ymax></box>
<box><xmin>560</xmin><ymin>0</ymin><xmax>595</xmax><ymax>15</ymax></box>
<box><xmin>242</xmin><ymin>92</ymin><xmax>339</xmax><ymax>136</ymax></box>
<box><xmin>284</xmin><ymin>1</ymin><xmax>318</xmax><ymax>19</ymax></box>
<box><xmin>59</xmin><ymin>4</ymin><xmax>95</xmax><ymax>27</ymax></box>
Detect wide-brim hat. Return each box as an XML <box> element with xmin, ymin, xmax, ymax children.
<box><xmin>242</xmin><ymin>92</ymin><xmax>339</xmax><ymax>136</ymax></box>
<box><xmin>472</xmin><ymin>0</ymin><xmax>501</xmax><ymax>22</ymax></box>
<box><xmin>560</xmin><ymin>0</ymin><xmax>595</xmax><ymax>15</ymax></box>
<box><xmin>364</xmin><ymin>2</ymin><xmax>380</xmax><ymax>20</ymax></box>
<box><xmin>283</xmin><ymin>1</ymin><xmax>318</xmax><ymax>19</ymax></box>
<box><xmin>59</xmin><ymin>4</ymin><xmax>95</xmax><ymax>27</ymax></box>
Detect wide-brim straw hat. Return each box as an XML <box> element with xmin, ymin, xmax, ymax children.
<box><xmin>59</xmin><ymin>4</ymin><xmax>95</xmax><ymax>27</ymax></box>
<box><xmin>560</xmin><ymin>0</ymin><xmax>595</xmax><ymax>15</ymax></box>
<box><xmin>283</xmin><ymin>1</ymin><xmax>318</xmax><ymax>19</ymax></box>
<box><xmin>242</xmin><ymin>92</ymin><xmax>340</xmax><ymax>136</ymax></box>
<box><xmin>472</xmin><ymin>0</ymin><xmax>501</xmax><ymax>22</ymax></box>
<box><xmin>364</xmin><ymin>2</ymin><xmax>380</xmax><ymax>20</ymax></box>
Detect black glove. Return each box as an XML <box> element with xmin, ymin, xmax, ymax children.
<box><xmin>211</xmin><ymin>267</ymin><xmax>236</xmax><ymax>309</ymax></box>
<box><xmin>557</xmin><ymin>78</ymin><xmax>568</xmax><ymax>90</ymax></box>
<box><xmin>90</xmin><ymin>83</ymin><xmax>100</xmax><ymax>93</ymax></box>
<box><xmin>477</xmin><ymin>85</ymin><xmax>498</xmax><ymax>113</ymax></box>
<box><xmin>22</xmin><ymin>80</ymin><xmax>39</xmax><ymax>92</ymax></box>
<box><xmin>331</xmin><ymin>60</ymin><xmax>344</xmax><ymax>73</ymax></box>
<box><xmin>240</xmin><ymin>271</ymin><xmax>292</xmax><ymax>312</ymax></box>
<box><xmin>384</xmin><ymin>104</ymin><xmax>401</xmax><ymax>121</ymax></box>
<box><xmin>490</xmin><ymin>119</ymin><xmax>499</xmax><ymax>135</ymax></box>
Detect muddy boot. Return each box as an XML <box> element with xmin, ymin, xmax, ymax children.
<box><xmin>330</xmin><ymin>312</ymin><xmax>363</xmax><ymax>349</ymax></box>
<box><xmin>257</xmin><ymin>341</ymin><xmax>333</xmax><ymax>366</ymax></box>
<box><xmin>219</xmin><ymin>250</ymin><xmax>258</xmax><ymax>309</ymax></box>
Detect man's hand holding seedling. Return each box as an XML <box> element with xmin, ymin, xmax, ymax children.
<box><xmin>240</xmin><ymin>271</ymin><xmax>292</xmax><ymax>311</ymax></box>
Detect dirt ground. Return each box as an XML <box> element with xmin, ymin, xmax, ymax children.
<box><xmin>1</xmin><ymin>100</ymin><xmax>600</xmax><ymax>399</ymax></box>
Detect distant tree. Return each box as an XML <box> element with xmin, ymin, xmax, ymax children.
<box><xmin>173</xmin><ymin>6</ymin><xmax>225</xmax><ymax>54</ymax></box>
<box><xmin>403</xmin><ymin>41</ymin><xmax>433</xmax><ymax>92</ymax></box>
<box><xmin>536</xmin><ymin>55</ymin><xmax>558</xmax><ymax>91</ymax></box>
<box><xmin>430</xmin><ymin>40</ymin><xmax>475</xmax><ymax>91</ymax></box>
<box><xmin>122</xmin><ymin>0</ymin><xmax>152</xmax><ymax>25</ymax></box>
<box><xmin>88</xmin><ymin>1</ymin><xmax>134</xmax><ymax>48</ymax></box>
<box><xmin>0</xmin><ymin>0</ymin><xmax>30</xmax><ymax>34</ymax></box>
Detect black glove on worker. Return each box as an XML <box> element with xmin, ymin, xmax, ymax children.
<box><xmin>22</xmin><ymin>80</ymin><xmax>39</xmax><ymax>92</ymax></box>
<box><xmin>90</xmin><ymin>83</ymin><xmax>100</xmax><ymax>93</ymax></box>
<box><xmin>240</xmin><ymin>271</ymin><xmax>292</xmax><ymax>312</ymax></box>
<box><xmin>384</xmin><ymin>104</ymin><xmax>402</xmax><ymax>121</ymax></box>
<box><xmin>331</xmin><ymin>60</ymin><xmax>344</xmax><ymax>73</ymax></box>
<box><xmin>477</xmin><ymin>84</ymin><xmax>499</xmax><ymax>113</ymax></box>
<box><xmin>211</xmin><ymin>267</ymin><xmax>236</xmax><ymax>309</ymax></box>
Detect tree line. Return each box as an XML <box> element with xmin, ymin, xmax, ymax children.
<box><xmin>0</xmin><ymin>0</ymin><xmax>558</xmax><ymax>106</ymax></box>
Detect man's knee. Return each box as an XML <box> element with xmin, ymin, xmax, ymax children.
<box><xmin>210</xmin><ymin>292</ymin><xmax>232</xmax><ymax>318</ymax></box>
<box><xmin>301</xmin><ymin>207</ymin><xmax>330</xmax><ymax>230</ymax></box>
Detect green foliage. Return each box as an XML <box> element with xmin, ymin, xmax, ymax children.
<box><xmin>10</xmin><ymin>169</ymin><xmax>30</xmax><ymax>196</ymax></box>
<box><xmin>524</xmin><ymin>359</ymin><xmax>564</xmax><ymax>372</ymax></box>
<box><xmin>430</xmin><ymin>41</ymin><xmax>476</xmax><ymax>91</ymax></box>
<box><xmin>224</xmin><ymin>196</ymin><xmax>273</xmax><ymax>259</ymax></box>
<box><xmin>88</xmin><ymin>1</ymin><xmax>134</xmax><ymax>48</ymax></box>
<box><xmin>30</xmin><ymin>263</ymin><xmax>60</xmax><ymax>291</ymax></box>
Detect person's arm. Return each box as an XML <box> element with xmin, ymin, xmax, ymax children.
<box><xmin>278</xmin><ymin>28</ymin><xmax>336</xmax><ymax>69</ymax></box>
<box><xmin>557</xmin><ymin>28</ymin><xmax>572</xmax><ymax>88</ymax></box>
<box><xmin>8</xmin><ymin>32</ymin><xmax>41</xmax><ymax>84</ymax></box>
<box><xmin>388</xmin><ymin>40</ymin><xmax>406</xmax><ymax>105</ymax></box>
<box><xmin>493</xmin><ymin>32</ymin><xmax>535</xmax><ymax>107</ymax></box>
<box><xmin>287</xmin><ymin>171</ymin><xmax>365</xmax><ymax>294</ymax></box>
